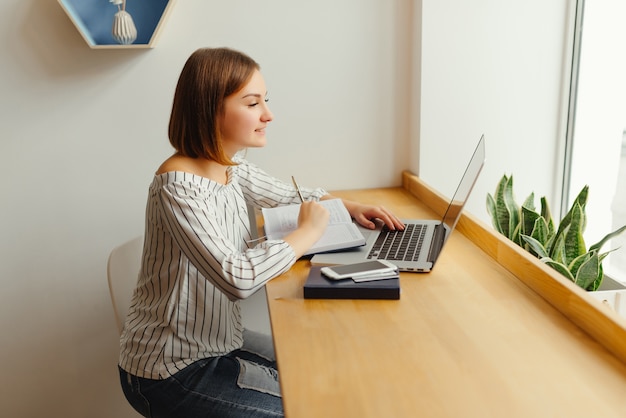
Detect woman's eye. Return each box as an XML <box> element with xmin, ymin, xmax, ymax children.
<box><xmin>249</xmin><ymin>98</ymin><xmax>269</xmax><ymax>107</ymax></box>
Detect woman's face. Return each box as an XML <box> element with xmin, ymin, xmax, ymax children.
<box><xmin>220</xmin><ymin>69</ymin><xmax>273</xmax><ymax>156</ymax></box>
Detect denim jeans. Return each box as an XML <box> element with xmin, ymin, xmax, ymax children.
<box><xmin>119</xmin><ymin>330</ymin><xmax>284</xmax><ymax>417</ymax></box>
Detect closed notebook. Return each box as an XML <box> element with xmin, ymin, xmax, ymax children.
<box><xmin>303</xmin><ymin>266</ymin><xmax>400</xmax><ymax>300</ymax></box>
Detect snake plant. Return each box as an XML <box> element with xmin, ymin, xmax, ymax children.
<box><xmin>486</xmin><ymin>174</ymin><xmax>626</xmax><ymax>291</ymax></box>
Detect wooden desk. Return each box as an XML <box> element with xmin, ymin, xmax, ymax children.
<box><xmin>265</xmin><ymin>172</ymin><xmax>626</xmax><ymax>418</ymax></box>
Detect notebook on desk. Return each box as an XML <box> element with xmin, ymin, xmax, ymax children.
<box><xmin>303</xmin><ymin>266</ymin><xmax>400</xmax><ymax>300</ymax></box>
<box><xmin>311</xmin><ymin>135</ymin><xmax>486</xmax><ymax>272</ymax></box>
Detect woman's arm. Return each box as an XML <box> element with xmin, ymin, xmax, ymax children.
<box><xmin>158</xmin><ymin>180</ymin><xmax>297</xmax><ymax>301</ymax></box>
<box><xmin>236</xmin><ymin>159</ymin><xmax>327</xmax><ymax>207</ymax></box>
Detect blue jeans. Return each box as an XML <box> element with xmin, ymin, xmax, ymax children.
<box><xmin>119</xmin><ymin>330</ymin><xmax>284</xmax><ymax>417</ymax></box>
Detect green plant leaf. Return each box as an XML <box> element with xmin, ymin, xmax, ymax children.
<box><xmin>530</xmin><ymin>216</ymin><xmax>550</xmax><ymax>247</ymax></box>
<box><xmin>491</xmin><ymin>175</ymin><xmax>512</xmax><ymax>237</ymax></box>
<box><xmin>588</xmin><ymin>224</ymin><xmax>626</xmax><ymax>253</ymax></box>
<box><xmin>520</xmin><ymin>203</ymin><xmax>539</xmax><ymax>239</ymax></box>
<box><xmin>486</xmin><ymin>193</ymin><xmax>503</xmax><ymax>234</ymax></box>
<box><xmin>599</xmin><ymin>250</ymin><xmax>613</xmax><ymax>262</ymax></box>
<box><xmin>487</xmin><ymin>174</ymin><xmax>520</xmax><ymax>241</ymax></box>
<box><xmin>539</xmin><ymin>196</ymin><xmax>555</xmax><ymax>236</ymax></box>
<box><xmin>591</xmin><ymin>263</ymin><xmax>604</xmax><ymax>291</ymax></box>
<box><xmin>511</xmin><ymin>222</ymin><xmax>522</xmax><ymax>247</ymax></box>
<box><xmin>521</xmin><ymin>234</ymin><xmax>549</xmax><ymax>258</ymax></box>
<box><xmin>574</xmin><ymin>251</ymin><xmax>601</xmax><ymax>291</ymax></box>
<box><xmin>496</xmin><ymin>175</ymin><xmax>519</xmax><ymax>239</ymax></box>
<box><xmin>502</xmin><ymin>176</ymin><xmax>520</xmax><ymax>240</ymax></box>
<box><xmin>548</xmin><ymin>185</ymin><xmax>588</xmax><ymax>258</ymax></box>
<box><xmin>522</xmin><ymin>193</ymin><xmax>535</xmax><ymax>212</ymax></box>
<box><xmin>551</xmin><ymin>227</ymin><xmax>568</xmax><ymax>266</ymax></box>
<box><xmin>520</xmin><ymin>193</ymin><xmax>538</xmax><ymax>248</ymax></box>
<box><xmin>568</xmin><ymin>252</ymin><xmax>590</xmax><ymax>279</ymax></box>
<box><xmin>541</xmin><ymin>257</ymin><xmax>575</xmax><ymax>281</ymax></box>
<box><xmin>563</xmin><ymin>202</ymin><xmax>587</xmax><ymax>265</ymax></box>
<box><xmin>572</xmin><ymin>184</ymin><xmax>589</xmax><ymax>208</ymax></box>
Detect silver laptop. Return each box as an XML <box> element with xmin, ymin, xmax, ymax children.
<box><xmin>310</xmin><ymin>135</ymin><xmax>485</xmax><ymax>272</ymax></box>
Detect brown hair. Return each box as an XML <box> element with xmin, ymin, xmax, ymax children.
<box><xmin>168</xmin><ymin>47</ymin><xmax>260</xmax><ymax>165</ymax></box>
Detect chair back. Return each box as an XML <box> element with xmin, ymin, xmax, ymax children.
<box><xmin>107</xmin><ymin>236</ymin><xmax>143</xmax><ymax>334</ymax></box>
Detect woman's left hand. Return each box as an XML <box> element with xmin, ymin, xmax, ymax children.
<box><xmin>342</xmin><ymin>200</ymin><xmax>405</xmax><ymax>231</ymax></box>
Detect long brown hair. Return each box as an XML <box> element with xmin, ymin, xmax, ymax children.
<box><xmin>168</xmin><ymin>48</ymin><xmax>260</xmax><ymax>165</ymax></box>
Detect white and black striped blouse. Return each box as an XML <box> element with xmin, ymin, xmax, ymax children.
<box><xmin>119</xmin><ymin>158</ymin><xmax>326</xmax><ymax>380</ymax></box>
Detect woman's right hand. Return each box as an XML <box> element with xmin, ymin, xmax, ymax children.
<box><xmin>297</xmin><ymin>201</ymin><xmax>330</xmax><ymax>233</ymax></box>
<box><xmin>283</xmin><ymin>201</ymin><xmax>330</xmax><ymax>258</ymax></box>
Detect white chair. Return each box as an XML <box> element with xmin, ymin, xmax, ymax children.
<box><xmin>107</xmin><ymin>236</ymin><xmax>143</xmax><ymax>334</ymax></box>
<box><xmin>106</xmin><ymin>235</ymin><xmax>273</xmax><ymax>336</ymax></box>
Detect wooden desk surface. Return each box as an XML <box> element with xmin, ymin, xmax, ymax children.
<box><xmin>265</xmin><ymin>175</ymin><xmax>626</xmax><ymax>418</ymax></box>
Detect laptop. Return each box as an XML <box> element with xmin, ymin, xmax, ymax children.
<box><xmin>310</xmin><ymin>135</ymin><xmax>485</xmax><ymax>272</ymax></box>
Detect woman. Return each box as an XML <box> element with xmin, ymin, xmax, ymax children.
<box><xmin>118</xmin><ymin>47</ymin><xmax>404</xmax><ymax>417</ymax></box>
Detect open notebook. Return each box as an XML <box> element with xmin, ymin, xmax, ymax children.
<box><xmin>261</xmin><ymin>199</ymin><xmax>366</xmax><ymax>256</ymax></box>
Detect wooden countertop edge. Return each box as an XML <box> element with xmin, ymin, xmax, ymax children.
<box><xmin>402</xmin><ymin>170</ymin><xmax>626</xmax><ymax>365</ymax></box>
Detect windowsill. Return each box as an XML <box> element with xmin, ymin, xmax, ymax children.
<box><xmin>605</xmin><ymin>265</ymin><xmax>626</xmax><ymax>287</ymax></box>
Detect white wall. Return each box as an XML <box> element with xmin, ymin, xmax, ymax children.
<box><xmin>416</xmin><ymin>0</ymin><xmax>573</xmax><ymax>223</ymax></box>
<box><xmin>0</xmin><ymin>0</ymin><xmax>570</xmax><ymax>417</ymax></box>
<box><xmin>0</xmin><ymin>1</ymin><xmax>412</xmax><ymax>417</ymax></box>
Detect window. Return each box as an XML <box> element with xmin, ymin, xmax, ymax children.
<box><xmin>565</xmin><ymin>0</ymin><xmax>626</xmax><ymax>284</ymax></box>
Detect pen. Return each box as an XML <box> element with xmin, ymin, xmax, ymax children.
<box><xmin>291</xmin><ymin>175</ymin><xmax>305</xmax><ymax>203</ymax></box>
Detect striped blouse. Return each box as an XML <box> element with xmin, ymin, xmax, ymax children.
<box><xmin>119</xmin><ymin>158</ymin><xmax>327</xmax><ymax>380</ymax></box>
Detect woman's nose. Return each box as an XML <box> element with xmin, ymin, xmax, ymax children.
<box><xmin>262</xmin><ymin>104</ymin><xmax>273</xmax><ymax>122</ymax></box>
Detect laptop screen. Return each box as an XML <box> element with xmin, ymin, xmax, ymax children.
<box><xmin>440</xmin><ymin>135</ymin><xmax>486</xmax><ymax>241</ymax></box>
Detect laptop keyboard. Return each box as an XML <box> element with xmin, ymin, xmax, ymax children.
<box><xmin>367</xmin><ymin>224</ymin><xmax>426</xmax><ymax>262</ymax></box>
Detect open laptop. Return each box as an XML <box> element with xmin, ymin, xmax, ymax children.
<box><xmin>310</xmin><ymin>135</ymin><xmax>485</xmax><ymax>272</ymax></box>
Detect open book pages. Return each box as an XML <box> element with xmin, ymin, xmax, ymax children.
<box><xmin>261</xmin><ymin>199</ymin><xmax>366</xmax><ymax>256</ymax></box>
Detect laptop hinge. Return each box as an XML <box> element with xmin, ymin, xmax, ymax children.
<box><xmin>427</xmin><ymin>223</ymin><xmax>446</xmax><ymax>264</ymax></box>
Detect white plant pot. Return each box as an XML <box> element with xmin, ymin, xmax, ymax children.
<box><xmin>589</xmin><ymin>276</ymin><xmax>626</xmax><ymax>318</ymax></box>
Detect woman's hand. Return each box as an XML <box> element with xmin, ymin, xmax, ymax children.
<box><xmin>283</xmin><ymin>201</ymin><xmax>330</xmax><ymax>258</ymax></box>
<box><xmin>297</xmin><ymin>201</ymin><xmax>331</xmax><ymax>232</ymax></box>
<box><xmin>324</xmin><ymin>196</ymin><xmax>404</xmax><ymax>231</ymax></box>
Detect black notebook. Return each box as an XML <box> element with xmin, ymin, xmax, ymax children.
<box><xmin>303</xmin><ymin>266</ymin><xmax>400</xmax><ymax>300</ymax></box>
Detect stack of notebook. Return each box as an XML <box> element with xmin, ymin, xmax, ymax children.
<box><xmin>303</xmin><ymin>266</ymin><xmax>400</xmax><ymax>300</ymax></box>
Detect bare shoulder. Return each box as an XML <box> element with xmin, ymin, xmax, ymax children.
<box><xmin>156</xmin><ymin>155</ymin><xmax>225</xmax><ymax>183</ymax></box>
<box><xmin>156</xmin><ymin>154</ymin><xmax>191</xmax><ymax>175</ymax></box>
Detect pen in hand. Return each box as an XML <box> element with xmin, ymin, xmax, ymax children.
<box><xmin>291</xmin><ymin>176</ymin><xmax>305</xmax><ymax>203</ymax></box>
